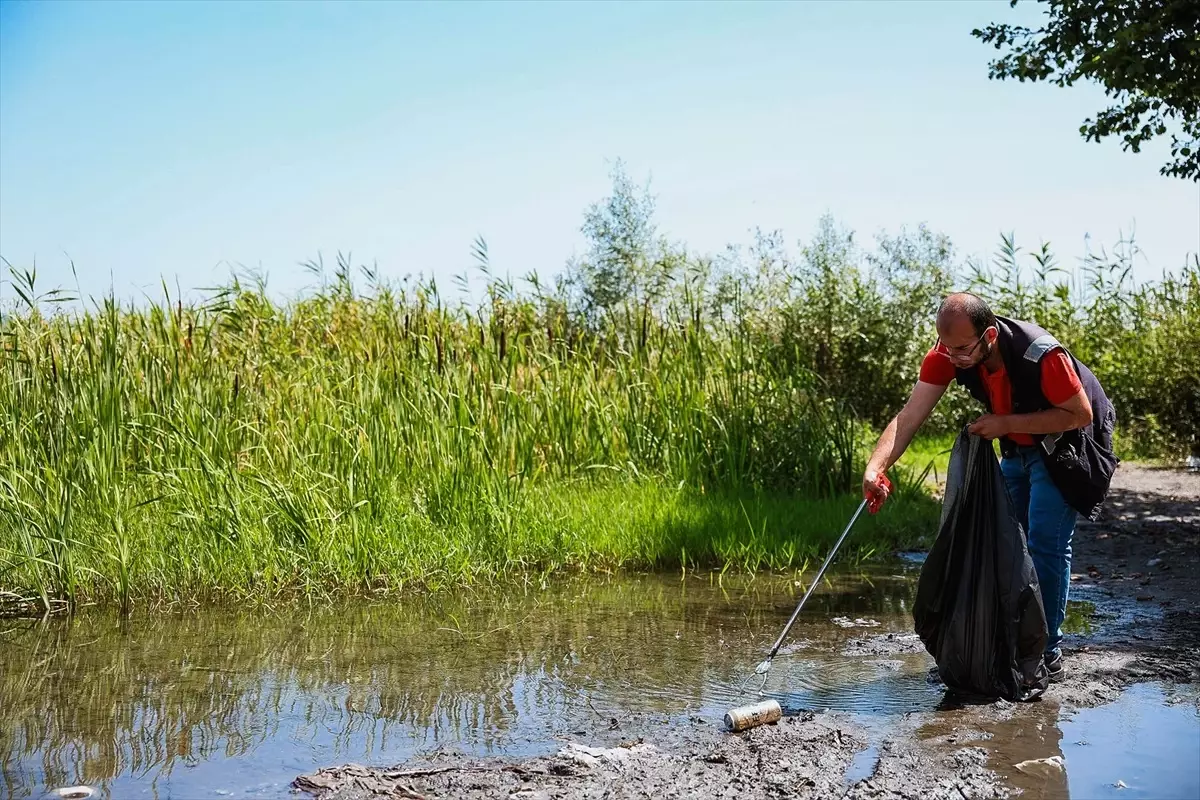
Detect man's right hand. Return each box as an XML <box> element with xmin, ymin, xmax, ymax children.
<box><xmin>861</xmin><ymin>381</ymin><xmax>944</xmax><ymax>515</ymax></box>
<box><xmin>863</xmin><ymin>470</ymin><xmax>892</xmax><ymax>515</ymax></box>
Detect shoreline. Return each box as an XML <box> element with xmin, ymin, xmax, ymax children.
<box><xmin>293</xmin><ymin>463</ymin><xmax>1200</xmax><ymax>800</ymax></box>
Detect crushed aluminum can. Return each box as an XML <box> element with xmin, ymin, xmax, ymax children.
<box><xmin>723</xmin><ymin>699</ymin><xmax>782</xmax><ymax>732</ymax></box>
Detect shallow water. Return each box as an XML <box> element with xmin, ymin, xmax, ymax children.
<box><xmin>1</xmin><ymin>564</ymin><xmax>1195</xmax><ymax>800</ymax></box>
<box><xmin>922</xmin><ymin>680</ymin><xmax>1200</xmax><ymax>800</ymax></box>
<box><xmin>1062</xmin><ymin>683</ymin><xmax>1200</xmax><ymax>799</ymax></box>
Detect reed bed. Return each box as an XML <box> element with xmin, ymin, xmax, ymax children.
<box><xmin>3</xmin><ymin>197</ymin><xmax>1194</xmax><ymax>611</ymax></box>
<box><xmin>0</xmin><ymin>261</ymin><xmax>936</xmax><ymax>611</ymax></box>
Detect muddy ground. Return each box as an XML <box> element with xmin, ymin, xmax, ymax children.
<box><xmin>293</xmin><ymin>464</ymin><xmax>1200</xmax><ymax>800</ymax></box>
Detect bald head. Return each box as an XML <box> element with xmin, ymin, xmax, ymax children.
<box><xmin>937</xmin><ymin>292</ymin><xmax>996</xmax><ymax>336</ymax></box>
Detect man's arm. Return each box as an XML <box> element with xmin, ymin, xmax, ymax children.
<box><xmin>968</xmin><ymin>386</ymin><xmax>1092</xmax><ymax>439</ymax></box>
<box><xmin>863</xmin><ymin>380</ymin><xmax>947</xmax><ymax>503</ymax></box>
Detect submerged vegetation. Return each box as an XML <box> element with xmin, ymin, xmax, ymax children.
<box><xmin>2</xmin><ymin>166</ymin><xmax>1197</xmax><ymax>611</ymax></box>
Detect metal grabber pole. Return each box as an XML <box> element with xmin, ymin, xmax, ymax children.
<box><xmin>725</xmin><ymin>475</ymin><xmax>892</xmax><ymax>730</ymax></box>
<box><xmin>747</xmin><ymin>493</ymin><xmax>875</xmax><ymax>694</ymax></box>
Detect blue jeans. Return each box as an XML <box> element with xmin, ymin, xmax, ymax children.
<box><xmin>1000</xmin><ymin>445</ymin><xmax>1078</xmax><ymax>659</ymax></box>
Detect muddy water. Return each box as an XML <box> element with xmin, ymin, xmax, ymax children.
<box><xmin>1</xmin><ymin>564</ymin><xmax>1196</xmax><ymax>800</ymax></box>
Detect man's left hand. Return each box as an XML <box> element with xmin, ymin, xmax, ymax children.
<box><xmin>968</xmin><ymin>413</ymin><xmax>1011</xmax><ymax>440</ymax></box>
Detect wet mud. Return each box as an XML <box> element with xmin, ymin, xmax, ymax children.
<box><xmin>293</xmin><ymin>710</ymin><xmax>1014</xmax><ymax>800</ymax></box>
<box><xmin>294</xmin><ymin>464</ymin><xmax>1200</xmax><ymax>800</ymax></box>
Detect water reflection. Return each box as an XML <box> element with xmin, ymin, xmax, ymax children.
<box><xmin>922</xmin><ymin>681</ymin><xmax>1200</xmax><ymax>800</ymax></box>
<box><xmin>1060</xmin><ymin>682</ymin><xmax>1200</xmax><ymax>799</ymax></box>
<box><xmin>1</xmin><ymin>567</ymin><xmax>924</xmax><ymax>799</ymax></box>
<box><xmin>1061</xmin><ymin>600</ymin><xmax>1098</xmax><ymax>636</ymax></box>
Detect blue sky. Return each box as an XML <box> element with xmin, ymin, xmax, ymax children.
<box><xmin>2</xmin><ymin>0</ymin><xmax>1197</xmax><ymax>307</ymax></box>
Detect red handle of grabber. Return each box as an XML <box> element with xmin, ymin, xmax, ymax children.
<box><xmin>866</xmin><ymin>473</ymin><xmax>892</xmax><ymax>515</ymax></box>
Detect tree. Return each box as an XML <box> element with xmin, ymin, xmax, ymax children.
<box><xmin>567</xmin><ymin>161</ymin><xmax>676</xmax><ymax>321</ymax></box>
<box><xmin>972</xmin><ymin>0</ymin><xmax>1200</xmax><ymax>181</ymax></box>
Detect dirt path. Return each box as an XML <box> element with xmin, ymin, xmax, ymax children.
<box><xmin>293</xmin><ymin>464</ymin><xmax>1200</xmax><ymax>800</ymax></box>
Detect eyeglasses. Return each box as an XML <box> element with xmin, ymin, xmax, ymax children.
<box><xmin>938</xmin><ymin>331</ymin><xmax>987</xmax><ymax>358</ymax></box>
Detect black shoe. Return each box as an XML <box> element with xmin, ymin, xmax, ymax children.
<box><xmin>1044</xmin><ymin>651</ymin><xmax>1065</xmax><ymax>682</ymax></box>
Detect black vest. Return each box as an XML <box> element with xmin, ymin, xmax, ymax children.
<box><xmin>954</xmin><ymin>315</ymin><xmax>1119</xmax><ymax>521</ymax></box>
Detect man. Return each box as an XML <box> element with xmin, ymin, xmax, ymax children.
<box><xmin>863</xmin><ymin>292</ymin><xmax>1119</xmax><ymax>681</ymax></box>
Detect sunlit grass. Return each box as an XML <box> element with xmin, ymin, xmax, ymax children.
<box><xmin>3</xmin><ymin>222</ymin><xmax>1194</xmax><ymax>612</ymax></box>
<box><xmin>0</xmin><ymin>266</ymin><xmax>934</xmax><ymax>611</ymax></box>
<box><xmin>896</xmin><ymin>431</ymin><xmax>958</xmax><ymax>491</ymax></box>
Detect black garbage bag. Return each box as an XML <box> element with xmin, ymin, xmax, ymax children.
<box><xmin>913</xmin><ymin>428</ymin><xmax>1049</xmax><ymax>701</ymax></box>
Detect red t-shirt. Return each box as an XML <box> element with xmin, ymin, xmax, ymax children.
<box><xmin>919</xmin><ymin>343</ymin><xmax>1083</xmax><ymax>446</ymax></box>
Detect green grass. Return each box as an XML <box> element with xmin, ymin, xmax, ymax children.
<box><xmin>3</xmin><ymin>212</ymin><xmax>1193</xmax><ymax>613</ymax></box>
<box><xmin>0</xmin><ymin>477</ymin><xmax>939</xmax><ymax>611</ymax></box>
<box><xmin>537</xmin><ymin>481</ymin><xmax>939</xmax><ymax>571</ymax></box>
<box><xmin>896</xmin><ymin>431</ymin><xmax>958</xmax><ymax>490</ymax></box>
<box><xmin>0</xmin><ymin>268</ymin><xmax>935</xmax><ymax>612</ymax></box>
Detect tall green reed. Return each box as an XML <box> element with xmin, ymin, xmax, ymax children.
<box><xmin>0</xmin><ymin>253</ymin><xmax>881</xmax><ymax>610</ymax></box>
<box><xmin>2</xmin><ymin>186</ymin><xmax>1193</xmax><ymax>611</ymax></box>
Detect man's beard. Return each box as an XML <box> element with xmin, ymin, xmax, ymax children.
<box><xmin>968</xmin><ymin>338</ymin><xmax>994</xmax><ymax>369</ymax></box>
<box><xmin>952</xmin><ymin>338</ymin><xmax>993</xmax><ymax>370</ymax></box>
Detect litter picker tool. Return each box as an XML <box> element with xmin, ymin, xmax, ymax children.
<box><xmin>744</xmin><ymin>474</ymin><xmax>892</xmax><ymax>696</ymax></box>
